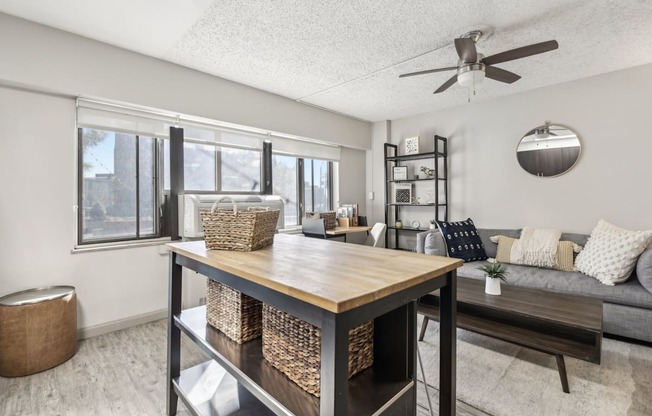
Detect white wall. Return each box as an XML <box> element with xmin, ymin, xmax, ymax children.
<box><xmin>336</xmin><ymin>147</ymin><xmax>367</xmax><ymax>244</ymax></box>
<box><xmin>0</xmin><ymin>13</ymin><xmax>370</xmax><ymax>334</ymax></box>
<box><xmin>0</xmin><ymin>13</ymin><xmax>370</xmax><ymax>149</ymax></box>
<box><xmin>367</xmin><ymin>121</ymin><xmax>390</xmax><ymax>226</ymax></box>
<box><xmin>0</xmin><ymin>87</ymin><xmax>170</xmax><ymax>332</ymax></box>
<box><xmin>378</xmin><ymin>63</ymin><xmax>652</xmax><ymax>234</ymax></box>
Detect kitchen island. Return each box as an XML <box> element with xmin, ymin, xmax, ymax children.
<box><xmin>167</xmin><ymin>234</ymin><xmax>461</xmax><ymax>415</ymax></box>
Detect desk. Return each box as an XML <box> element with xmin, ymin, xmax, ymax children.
<box><xmin>325</xmin><ymin>225</ymin><xmax>372</xmax><ymax>242</ymax></box>
<box><xmin>167</xmin><ymin>235</ymin><xmax>461</xmax><ymax>415</ymax></box>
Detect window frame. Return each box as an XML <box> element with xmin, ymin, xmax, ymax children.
<box><xmin>295</xmin><ymin>157</ymin><xmax>334</xmax><ymax>224</ymax></box>
<box><xmin>170</xmin><ymin>138</ymin><xmax>264</xmax><ymax>195</ymax></box>
<box><xmin>76</xmin><ymin>128</ymin><xmax>164</xmax><ymax>246</ymax></box>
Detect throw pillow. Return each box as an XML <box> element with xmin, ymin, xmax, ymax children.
<box><xmin>424</xmin><ymin>232</ymin><xmax>447</xmax><ymax>256</ymax></box>
<box><xmin>575</xmin><ymin>219</ymin><xmax>652</xmax><ymax>285</ymax></box>
<box><xmin>636</xmin><ymin>248</ymin><xmax>652</xmax><ymax>294</ymax></box>
<box><xmin>491</xmin><ymin>235</ymin><xmax>580</xmax><ymax>272</ymax></box>
<box><xmin>436</xmin><ymin>218</ymin><xmax>487</xmax><ymax>262</ymax></box>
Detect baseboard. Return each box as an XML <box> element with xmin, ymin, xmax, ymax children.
<box><xmin>77</xmin><ymin>308</ymin><xmax>167</xmax><ymax>340</ymax></box>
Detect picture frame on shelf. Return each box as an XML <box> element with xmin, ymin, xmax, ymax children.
<box><xmin>394</xmin><ymin>183</ymin><xmax>412</xmax><ymax>204</ymax></box>
<box><xmin>393</xmin><ymin>166</ymin><xmax>407</xmax><ymax>181</ymax></box>
<box><xmin>404</xmin><ymin>136</ymin><xmax>419</xmax><ymax>155</ymax></box>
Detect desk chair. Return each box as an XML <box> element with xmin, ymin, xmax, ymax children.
<box><xmin>302</xmin><ymin>217</ymin><xmax>327</xmax><ymax>239</ymax></box>
<box><xmin>365</xmin><ymin>223</ymin><xmax>387</xmax><ymax>247</ymax></box>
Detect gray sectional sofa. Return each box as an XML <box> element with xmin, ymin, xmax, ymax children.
<box><xmin>416</xmin><ymin>228</ymin><xmax>652</xmax><ymax>343</ymax></box>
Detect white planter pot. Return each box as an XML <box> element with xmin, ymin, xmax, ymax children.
<box><xmin>485</xmin><ymin>276</ymin><xmax>501</xmax><ymax>295</ymax></box>
<box><xmin>429</xmin><ymin>223</ymin><xmax>436</xmax><ymax>230</ymax></box>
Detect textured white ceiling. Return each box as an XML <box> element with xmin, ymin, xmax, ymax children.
<box><xmin>1</xmin><ymin>0</ymin><xmax>651</xmax><ymax>122</ymax></box>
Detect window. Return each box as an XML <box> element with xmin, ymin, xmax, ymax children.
<box><xmin>76</xmin><ymin>99</ymin><xmax>340</xmax><ymax>244</ymax></box>
<box><xmin>163</xmin><ymin>140</ymin><xmax>262</xmax><ymax>193</ymax></box>
<box><xmin>303</xmin><ymin>158</ymin><xmax>331</xmax><ymax>212</ymax></box>
<box><xmin>221</xmin><ymin>147</ymin><xmax>261</xmax><ymax>192</ymax></box>
<box><xmin>272</xmin><ymin>156</ymin><xmax>332</xmax><ymax>226</ymax></box>
<box><xmin>272</xmin><ymin>155</ymin><xmax>298</xmax><ymax>226</ymax></box>
<box><xmin>184</xmin><ymin>142</ymin><xmax>216</xmax><ymax>191</ymax></box>
<box><xmin>78</xmin><ymin>128</ymin><xmax>160</xmax><ymax>244</ymax></box>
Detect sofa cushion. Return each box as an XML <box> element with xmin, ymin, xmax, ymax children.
<box><xmin>636</xmin><ymin>248</ymin><xmax>652</xmax><ymax>294</ymax></box>
<box><xmin>457</xmin><ymin>262</ymin><xmax>652</xmax><ymax>310</ymax></box>
<box><xmin>575</xmin><ymin>219</ymin><xmax>652</xmax><ymax>285</ymax></box>
<box><xmin>436</xmin><ymin>218</ymin><xmax>487</xmax><ymax>262</ymax></box>
<box><xmin>476</xmin><ymin>228</ymin><xmax>521</xmax><ymax>258</ymax></box>
<box><xmin>492</xmin><ymin>235</ymin><xmax>579</xmax><ymax>272</ymax></box>
<box><xmin>424</xmin><ymin>232</ymin><xmax>447</xmax><ymax>256</ymax></box>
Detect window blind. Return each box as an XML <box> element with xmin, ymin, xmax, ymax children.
<box><xmin>77</xmin><ymin>98</ymin><xmax>340</xmax><ymax>159</ymax></box>
<box><xmin>76</xmin><ymin>99</ymin><xmax>175</xmax><ymax>138</ymax></box>
<box><xmin>271</xmin><ymin>135</ymin><xmax>341</xmax><ymax>161</ymax></box>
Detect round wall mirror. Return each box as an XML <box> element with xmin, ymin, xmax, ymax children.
<box><xmin>516</xmin><ymin>123</ymin><xmax>581</xmax><ymax>177</ymax></box>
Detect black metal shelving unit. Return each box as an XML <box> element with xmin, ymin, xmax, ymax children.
<box><xmin>384</xmin><ymin>135</ymin><xmax>448</xmax><ymax>250</ymax></box>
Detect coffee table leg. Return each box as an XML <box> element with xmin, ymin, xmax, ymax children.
<box><xmin>555</xmin><ymin>355</ymin><xmax>570</xmax><ymax>394</ymax></box>
<box><xmin>418</xmin><ymin>317</ymin><xmax>430</xmax><ymax>341</ymax></box>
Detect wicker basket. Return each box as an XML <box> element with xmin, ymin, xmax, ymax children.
<box><xmin>200</xmin><ymin>198</ymin><xmax>280</xmax><ymax>252</ymax></box>
<box><xmin>305</xmin><ymin>211</ymin><xmax>337</xmax><ymax>230</ymax></box>
<box><xmin>206</xmin><ymin>280</ymin><xmax>262</xmax><ymax>344</ymax></box>
<box><xmin>261</xmin><ymin>304</ymin><xmax>373</xmax><ymax>396</ymax></box>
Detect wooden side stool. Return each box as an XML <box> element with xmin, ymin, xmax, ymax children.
<box><xmin>0</xmin><ymin>286</ymin><xmax>77</xmax><ymax>377</ymax></box>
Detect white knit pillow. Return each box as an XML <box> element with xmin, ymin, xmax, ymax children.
<box><xmin>575</xmin><ymin>220</ymin><xmax>652</xmax><ymax>285</ymax></box>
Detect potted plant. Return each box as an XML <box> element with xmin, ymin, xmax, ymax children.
<box><xmin>477</xmin><ymin>262</ymin><xmax>508</xmax><ymax>295</ymax></box>
<box><xmin>429</xmin><ymin>219</ymin><xmax>437</xmax><ymax>230</ymax></box>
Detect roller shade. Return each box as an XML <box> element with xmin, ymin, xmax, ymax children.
<box><xmin>76</xmin><ymin>99</ymin><xmax>175</xmax><ymax>138</ymax></box>
<box><xmin>271</xmin><ymin>135</ymin><xmax>341</xmax><ymax>161</ymax></box>
<box><xmin>181</xmin><ymin>121</ymin><xmax>265</xmax><ymax>151</ymax></box>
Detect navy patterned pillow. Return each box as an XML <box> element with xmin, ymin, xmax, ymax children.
<box><xmin>435</xmin><ymin>218</ymin><xmax>487</xmax><ymax>262</ymax></box>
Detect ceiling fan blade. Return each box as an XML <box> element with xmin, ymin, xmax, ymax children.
<box><xmin>399</xmin><ymin>66</ymin><xmax>457</xmax><ymax>78</ymax></box>
<box><xmin>485</xmin><ymin>66</ymin><xmax>521</xmax><ymax>84</ymax></box>
<box><xmin>482</xmin><ymin>40</ymin><xmax>558</xmax><ymax>66</ymax></box>
<box><xmin>454</xmin><ymin>38</ymin><xmax>477</xmax><ymax>63</ymax></box>
<box><xmin>433</xmin><ymin>75</ymin><xmax>458</xmax><ymax>94</ymax></box>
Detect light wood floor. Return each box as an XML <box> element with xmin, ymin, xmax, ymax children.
<box><xmin>0</xmin><ymin>319</ymin><xmax>487</xmax><ymax>415</ymax></box>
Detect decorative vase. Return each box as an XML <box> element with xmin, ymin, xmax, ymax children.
<box><xmin>485</xmin><ymin>276</ymin><xmax>501</xmax><ymax>295</ymax></box>
<box><xmin>395</xmin><ymin>220</ymin><xmax>403</xmax><ymax>229</ymax></box>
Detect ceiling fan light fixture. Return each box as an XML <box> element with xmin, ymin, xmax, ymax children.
<box><xmin>457</xmin><ymin>63</ymin><xmax>485</xmax><ymax>87</ymax></box>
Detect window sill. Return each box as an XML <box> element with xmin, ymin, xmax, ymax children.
<box><xmin>71</xmin><ymin>237</ymin><xmax>172</xmax><ymax>254</ymax></box>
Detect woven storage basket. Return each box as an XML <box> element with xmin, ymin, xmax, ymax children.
<box><xmin>206</xmin><ymin>280</ymin><xmax>262</xmax><ymax>344</ymax></box>
<box><xmin>305</xmin><ymin>211</ymin><xmax>337</xmax><ymax>230</ymax></box>
<box><xmin>200</xmin><ymin>198</ymin><xmax>280</xmax><ymax>252</ymax></box>
<box><xmin>261</xmin><ymin>304</ymin><xmax>373</xmax><ymax>396</ymax></box>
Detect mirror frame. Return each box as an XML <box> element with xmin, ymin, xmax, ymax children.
<box><xmin>516</xmin><ymin>123</ymin><xmax>581</xmax><ymax>178</ymax></box>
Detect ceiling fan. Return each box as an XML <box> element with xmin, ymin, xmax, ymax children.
<box><xmin>399</xmin><ymin>31</ymin><xmax>558</xmax><ymax>94</ymax></box>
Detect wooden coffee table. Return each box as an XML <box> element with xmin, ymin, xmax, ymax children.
<box><xmin>418</xmin><ymin>277</ymin><xmax>603</xmax><ymax>393</ymax></box>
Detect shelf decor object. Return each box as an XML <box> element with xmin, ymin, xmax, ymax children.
<box><xmin>261</xmin><ymin>304</ymin><xmax>374</xmax><ymax>397</ymax></box>
<box><xmin>394</xmin><ymin>183</ymin><xmax>412</xmax><ymax>204</ymax></box>
<box><xmin>384</xmin><ymin>135</ymin><xmax>449</xmax><ymax>250</ymax></box>
<box><xmin>404</xmin><ymin>136</ymin><xmax>419</xmax><ymax>155</ymax></box>
<box><xmin>393</xmin><ymin>166</ymin><xmax>408</xmax><ymax>181</ymax></box>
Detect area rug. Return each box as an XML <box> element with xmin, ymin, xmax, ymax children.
<box><xmin>416</xmin><ymin>319</ymin><xmax>652</xmax><ymax>416</ymax></box>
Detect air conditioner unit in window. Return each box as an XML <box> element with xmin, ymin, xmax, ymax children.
<box><xmin>179</xmin><ymin>194</ymin><xmax>285</xmax><ymax>239</ymax></box>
